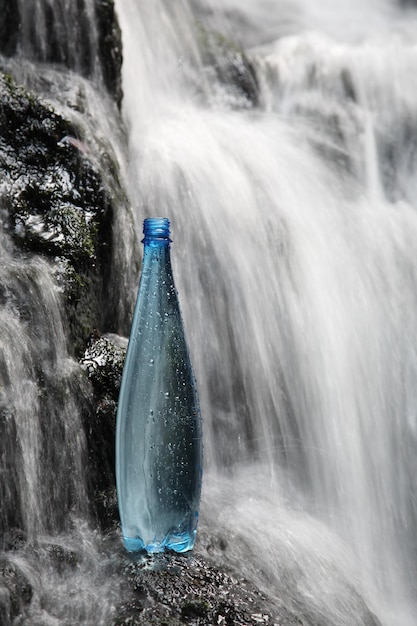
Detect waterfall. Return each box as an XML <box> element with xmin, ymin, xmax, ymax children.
<box><xmin>16</xmin><ymin>0</ymin><xmax>98</xmax><ymax>73</ymax></box>
<box><xmin>1</xmin><ymin>0</ymin><xmax>417</xmax><ymax>623</ymax></box>
<box><xmin>0</xmin><ymin>2</ymin><xmax>132</xmax><ymax>622</ymax></box>
<box><xmin>0</xmin><ymin>226</ymin><xmax>86</xmax><ymax>540</ymax></box>
<box><xmin>115</xmin><ymin>0</ymin><xmax>417</xmax><ymax>624</ymax></box>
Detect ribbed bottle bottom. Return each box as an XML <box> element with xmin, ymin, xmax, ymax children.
<box><xmin>123</xmin><ymin>529</ymin><xmax>197</xmax><ymax>554</ymax></box>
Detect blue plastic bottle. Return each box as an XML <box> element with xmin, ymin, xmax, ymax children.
<box><xmin>116</xmin><ymin>217</ymin><xmax>203</xmax><ymax>553</ymax></box>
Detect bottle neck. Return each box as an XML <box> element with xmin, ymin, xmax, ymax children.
<box><xmin>142</xmin><ymin>240</ymin><xmax>172</xmax><ymax>265</ymax></box>
<box><xmin>140</xmin><ymin>223</ymin><xmax>175</xmax><ymax>305</ymax></box>
<box><xmin>141</xmin><ymin>217</ymin><xmax>173</xmax><ymax>284</ymax></box>
<box><xmin>142</xmin><ymin>217</ymin><xmax>171</xmax><ymax>248</ymax></box>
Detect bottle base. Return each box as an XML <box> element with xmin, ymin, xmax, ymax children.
<box><xmin>123</xmin><ymin>530</ymin><xmax>196</xmax><ymax>554</ymax></box>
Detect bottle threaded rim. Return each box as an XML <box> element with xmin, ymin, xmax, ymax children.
<box><xmin>143</xmin><ymin>217</ymin><xmax>171</xmax><ymax>240</ymax></box>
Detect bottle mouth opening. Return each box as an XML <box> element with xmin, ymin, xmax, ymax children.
<box><xmin>143</xmin><ymin>217</ymin><xmax>171</xmax><ymax>241</ymax></box>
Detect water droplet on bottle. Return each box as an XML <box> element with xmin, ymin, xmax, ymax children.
<box><xmin>116</xmin><ymin>217</ymin><xmax>203</xmax><ymax>554</ymax></box>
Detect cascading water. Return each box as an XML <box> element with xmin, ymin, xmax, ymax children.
<box><xmin>0</xmin><ymin>225</ymin><xmax>87</xmax><ymax>541</ymax></box>
<box><xmin>1</xmin><ymin>0</ymin><xmax>417</xmax><ymax>623</ymax></box>
<box><xmin>0</xmin><ymin>2</ymin><xmax>133</xmax><ymax>623</ymax></box>
<box><xmin>16</xmin><ymin>0</ymin><xmax>98</xmax><ymax>73</ymax></box>
<box><xmin>115</xmin><ymin>0</ymin><xmax>417</xmax><ymax>624</ymax></box>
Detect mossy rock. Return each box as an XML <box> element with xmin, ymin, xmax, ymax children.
<box><xmin>0</xmin><ymin>71</ymin><xmax>114</xmax><ymax>356</ymax></box>
<box><xmin>0</xmin><ymin>74</ymin><xmax>111</xmax><ymax>255</ymax></box>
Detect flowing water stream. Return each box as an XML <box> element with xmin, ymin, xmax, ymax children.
<box><xmin>1</xmin><ymin>0</ymin><xmax>417</xmax><ymax>624</ymax></box>
<box><xmin>116</xmin><ymin>0</ymin><xmax>417</xmax><ymax>623</ymax></box>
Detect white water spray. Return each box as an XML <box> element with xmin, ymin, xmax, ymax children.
<box><xmin>115</xmin><ymin>0</ymin><xmax>417</xmax><ymax>623</ymax></box>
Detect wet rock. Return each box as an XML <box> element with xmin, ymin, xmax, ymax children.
<box><xmin>80</xmin><ymin>331</ymin><xmax>127</xmax><ymax>527</ymax></box>
<box><xmin>94</xmin><ymin>485</ymin><xmax>119</xmax><ymax>530</ymax></box>
<box><xmin>83</xmin><ymin>388</ymin><xmax>118</xmax><ymax>528</ymax></box>
<box><xmin>0</xmin><ymin>0</ymin><xmax>19</xmax><ymax>57</ymax></box>
<box><xmin>96</xmin><ymin>0</ymin><xmax>123</xmax><ymax>107</ymax></box>
<box><xmin>81</xmin><ymin>330</ymin><xmax>127</xmax><ymax>400</ymax></box>
<box><xmin>0</xmin><ymin>407</ymin><xmax>24</xmax><ymax>534</ymax></box>
<box><xmin>113</xmin><ymin>551</ymin><xmax>293</xmax><ymax>626</ymax></box>
<box><xmin>198</xmin><ymin>25</ymin><xmax>259</xmax><ymax>108</ymax></box>
<box><xmin>0</xmin><ymin>558</ymin><xmax>33</xmax><ymax>623</ymax></box>
<box><xmin>44</xmin><ymin>543</ymin><xmax>81</xmax><ymax>574</ymax></box>
<box><xmin>0</xmin><ymin>71</ymin><xmax>114</xmax><ymax>356</ymax></box>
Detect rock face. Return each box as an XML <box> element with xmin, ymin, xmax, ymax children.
<box><xmin>111</xmin><ymin>541</ymin><xmax>384</xmax><ymax>626</ymax></box>
<box><xmin>113</xmin><ymin>551</ymin><xmax>282</xmax><ymax>626</ymax></box>
<box><xmin>96</xmin><ymin>0</ymin><xmax>123</xmax><ymax>106</ymax></box>
<box><xmin>0</xmin><ymin>71</ymin><xmax>114</xmax><ymax>357</ymax></box>
<box><xmin>198</xmin><ymin>25</ymin><xmax>259</xmax><ymax>108</ymax></box>
<box><xmin>81</xmin><ymin>331</ymin><xmax>127</xmax><ymax>528</ymax></box>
